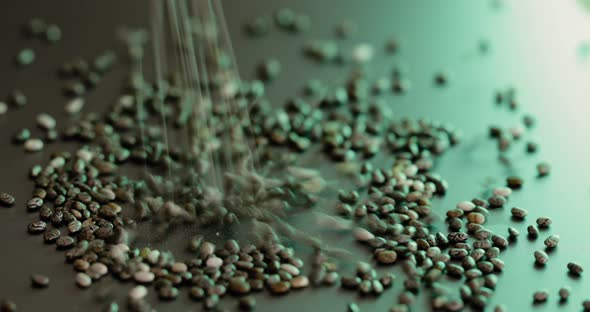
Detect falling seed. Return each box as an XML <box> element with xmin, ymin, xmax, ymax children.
<box><xmin>544</xmin><ymin>234</ymin><xmax>560</xmax><ymax>248</ymax></box>
<box><xmin>567</xmin><ymin>262</ymin><xmax>583</xmax><ymax>275</ymax></box>
<box><xmin>245</xmin><ymin>16</ymin><xmax>270</xmax><ymax>37</ymax></box>
<box><xmin>335</xmin><ymin>21</ymin><xmax>357</xmax><ymax>38</ymax></box>
<box><xmin>534</xmin><ymin>250</ymin><xmax>549</xmax><ymax>265</ymax></box>
<box><xmin>16</xmin><ymin>49</ymin><xmax>35</xmax><ymax>66</ymax></box>
<box><xmin>0</xmin><ymin>102</ymin><xmax>7</xmax><ymax>115</ymax></box>
<box><xmin>26</xmin><ymin>18</ymin><xmax>47</xmax><ymax>37</ymax></box>
<box><xmin>275</xmin><ymin>8</ymin><xmax>296</xmax><ymax>30</ymax></box>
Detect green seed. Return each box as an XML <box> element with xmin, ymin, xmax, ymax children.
<box><xmin>16</xmin><ymin>49</ymin><xmax>35</xmax><ymax>66</ymax></box>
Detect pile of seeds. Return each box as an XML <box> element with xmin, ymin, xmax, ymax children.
<box><xmin>0</xmin><ymin>3</ymin><xmax>588</xmax><ymax>312</ymax></box>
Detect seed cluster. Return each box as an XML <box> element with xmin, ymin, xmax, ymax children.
<box><xmin>0</xmin><ymin>5</ymin><xmax>585</xmax><ymax>312</ymax></box>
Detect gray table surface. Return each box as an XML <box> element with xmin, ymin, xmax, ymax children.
<box><xmin>1</xmin><ymin>0</ymin><xmax>590</xmax><ymax>311</ymax></box>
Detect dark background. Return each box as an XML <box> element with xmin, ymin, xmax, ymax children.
<box><xmin>1</xmin><ymin>1</ymin><xmax>590</xmax><ymax>311</ymax></box>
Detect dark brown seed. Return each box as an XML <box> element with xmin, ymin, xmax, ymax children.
<box><xmin>533</xmin><ymin>290</ymin><xmax>549</xmax><ymax>302</ymax></box>
<box><xmin>536</xmin><ymin>217</ymin><xmax>552</xmax><ymax>228</ymax></box>
<box><xmin>567</xmin><ymin>262</ymin><xmax>583</xmax><ymax>275</ymax></box>
<box><xmin>511</xmin><ymin>207</ymin><xmax>527</xmax><ymax>219</ymax></box>
<box><xmin>376</xmin><ymin>250</ymin><xmax>397</xmax><ymax>264</ymax></box>
<box><xmin>0</xmin><ymin>299</ymin><xmax>16</xmax><ymax>312</ymax></box>
<box><xmin>0</xmin><ymin>193</ymin><xmax>15</xmax><ymax>207</ymax></box>
<box><xmin>27</xmin><ymin>220</ymin><xmax>46</xmax><ymax>234</ymax></box>
<box><xmin>527</xmin><ymin>225</ymin><xmax>539</xmax><ymax>238</ymax></box>
<box><xmin>269</xmin><ymin>281</ymin><xmax>290</xmax><ymax>294</ymax></box>
<box><xmin>239</xmin><ymin>296</ymin><xmax>256</xmax><ymax>311</ymax></box>
<box><xmin>43</xmin><ymin>229</ymin><xmax>61</xmax><ymax>243</ymax></box>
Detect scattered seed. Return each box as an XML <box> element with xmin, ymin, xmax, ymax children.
<box><xmin>533</xmin><ymin>289</ymin><xmax>549</xmax><ymax>303</ymax></box>
<box><xmin>0</xmin><ymin>193</ymin><xmax>15</xmax><ymax>207</ymax></box>
<box><xmin>239</xmin><ymin>296</ymin><xmax>256</xmax><ymax>311</ymax></box>
<box><xmin>31</xmin><ymin>274</ymin><xmax>50</xmax><ymax>288</ymax></box>
<box><xmin>537</xmin><ymin>162</ymin><xmax>550</xmax><ymax>177</ymax></box>
<box><xmin>0</xmin><ymin>299</ymin><xmax>16</xmax><ymax>312</ymax></box>
<box><xmin>24</xmin><ymin>138</ymin><xmax>44</xmax><ymax>153</ymax></box>
<box><xmin>511</xmin><ymin>207</ymin><xmax>528</xmax><ymax>219</ymax></box>
<box><xmin>16</xmin><ymin>49</ymin><xmax>35</xmax><ymax>67</ymax></box>
<box><xmin>558</xmin><ymin>286</ymin><xmax>571</xmax><ymax>301</ymax></box>
<box><xmin>567</xmin><ymin>262</ymin><xmax>583</xmax><ymax>275</ymax></box>
<box><xmin>544</xmin><ymin>234</ymin><xmax>560</xmax><ymax>248</ymax></box>
<box><xmin>76</xmin><ymin>273</ymin><xmax>92</xmax><ymax>288</ymax></box>
<box><xmin>534</xmin><ymin>250</ymin><xmax>549</xmax><ymax>265</ymax></box>
<box><xmin>536</xmin><ymin>217</ymin><xmax>552</xmax><ymax>228</ymax></box>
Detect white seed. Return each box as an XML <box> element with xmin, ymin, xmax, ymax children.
<box><xmin>87</xmin><ymin>262</ymin><xmax>108</xmax><ymax>279</ymax></box>
<box><xmin>24</xmin><ymin>138</ymin><xmax>44</xmax><ymax>152</ymax></box>
<box><xmin>352</xmin><ymin>43</ymin><xmax>374</xmax><ymax>63</ymax></box>
<box><xmin>65</xmin><ymin>98</ymin><xmax>84</xmax><ymax>115</ymax></box>
<box><xmin>133</xmin><ymin>271</ymin><xmax>155</xmax><ymax>283</ymax></box>
<box><xmin>76</xmin><ymin>273</ymin><xmax>92</xmax><ymax>288</ymax></box>
<box><xmin>353</xmin><ymin>227</ymin><xmax>375</xmax><ymax>242</ymax></box>
<box><xmin>280</xmin><ymin>263</ymin><xmax>300</xmax><ymax>276</ymax></box>
<box><xmin>37</xmin><ymin>113</ymin><xmax>56</xmax><ymax>130</ymax></box>
<box><xmin>76</xmin><ymin>149</ymin><xmax>94</xmax><ymax>162</ymax></box>
<box><xmin>129</xmin><ymin>285</ymin><xmax>148</xmax><ymax>300</ymax></box>
<box><xmin>0</xmin><ymin>102</ymin><xmax>7</xmax><ymax>115</ymax></box>
<box><xmin>493</xmin><ymin>187</ymin><xmax>512</xmax><ymax>197</ymax></box>
<box><xmin>171</xmin><ymin>262</ymin><xmax>188</xmax><ymax>273</ymax></box>
<box><xmin>206</xmin><ymin>256</ymin><xmax>223</xmax><ymax>268</ymax></box>
<box><xmin>291</xmin><ymin>276</ymin><xmax>309</xmax><ymax>289</ymax></box>
<box><xmin>457</xmin><ymin>201</ymin><xmax>475</xmax><ymax>212</ymax></box>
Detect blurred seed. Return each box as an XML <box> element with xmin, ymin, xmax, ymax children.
<box><xmin>558</xmin><ymin>286</ymin><xmax>571</xmax><ymax>301</ymax></box>
<box><xmin>537</xmin><ymin>162</ymin><xmax>550</xmax><ymax>177</ymax></box>
<box><xmin>0</xmin><ymin>193</ymin><xmax>15</xmax><ymax>207</ymax></box>
<box><xmin>533</xmin><ymin>289</ymin><xmax>549</xmax><ymax>303</ymax></box>
<box><xmin>16</xmin><ymin>49</ymin><xmax>35</xmax><ymax>66</ymax></box>
<box><xmin>31</xmin><ymin>274</ymin><xmax>50</xmax><ymax>288</ymax></box>
<box><xmin>567</xmin><ymin>262</ymin><xmax>583</xmax><ymax>275</ymax></box>
<box><xmin>534</xmin><ymin>250</ymin><xmax>549</xmax><ymax>265</ymax></box>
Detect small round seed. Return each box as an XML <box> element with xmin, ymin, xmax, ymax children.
<box><xmin>16</xmin><ymin>49</ymin><xmax>35</xmax><ymax>66</ymax></box>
